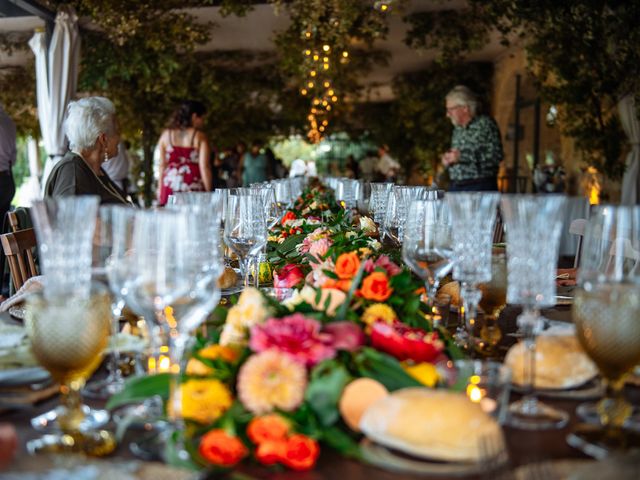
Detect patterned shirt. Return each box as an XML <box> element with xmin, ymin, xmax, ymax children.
<box><xmin>448</xmin><ymin>115</ymin><xmax>503</xmax><ymax>182</ymax></box>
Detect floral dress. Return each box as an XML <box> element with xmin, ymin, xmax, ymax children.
<box><xmin>158</xmin><ymin>130</ymin><xmax>205</xmax><ymax>205</ymax></box>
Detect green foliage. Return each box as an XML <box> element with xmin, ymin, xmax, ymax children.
<box><xmin>305</xmin><ymin>360</ymin><xmax>352</xmax><ymax>427</ymax></box>
<box><xmin>0</xmin><ymin>66</ymin><xmax>39</xmax><ymax>138</ymax></box>
<box><xmin>106</xmin><ymin>373</ymin><xmax>171</xmax><ymax>410</ymax></box>
<box><xmin>353</xmin><ymin>347</ymin><xmax>422</xmax><ymax>392</ymax></box>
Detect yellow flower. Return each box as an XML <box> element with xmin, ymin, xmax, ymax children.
<box><xmin>403</xmin><ymin>362</ymin><xmax>440</xmax><ymax>388</ymax></box>
<box><xmin>221</xmin><ymin>288</ymin><xmax>269</xmax><ymax>346</ymax></box>
<box><xmin>199</xmin><ymin>344</ymin><xmax>239</xmax><ymax>363</ymax></box>
<box><xmin>186</xmin><ymin>358</ymin><xmax>214</xmax><ymax>376</ymax></box>
<box><xmin>361</xmin><ymin>303</ymin><xmax>397</xmax><ymax>327</ymax></box>
<box><xmin>178</xmin><ymin>379</ymin><xmax>233</xmax><ymax>424</ymax></box>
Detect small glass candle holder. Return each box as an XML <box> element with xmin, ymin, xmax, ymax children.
<box><xmin>452</xmin><ymin>360</ymin><xmax>511</xmax><ymax>424</ymax></box>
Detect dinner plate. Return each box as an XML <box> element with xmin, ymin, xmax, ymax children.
<box><xmin>0</xmin><ymin>366</ymin><xmax>50</xmax><ymax>387</ymax></box>
<box><xmin>360</xmin><ymin>439</ymin><xmax>507</xmax><ymax>477</ymax></box>
<box><xmin>221</xmin><ymin>285</ymin><xmax>243</xmax><ymax>296</ymax></box>
<box><xmin>511</xmin><ymin>377</ymin><xmax>604</xmax><ymax>400</ymax></box>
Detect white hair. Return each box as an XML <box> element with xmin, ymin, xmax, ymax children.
<box><xmin>446</xmin><ymin>85</ymin><xmax>479</xmax><ymax>116</ymax></box>
<box><xmin>65</xmin><ymin>96</ymin><xmax>117</xmax><ymax>151</ymax></box>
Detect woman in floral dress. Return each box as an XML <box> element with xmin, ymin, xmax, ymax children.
<box><xmin>157</xmin><ymin>100</ymin><xmax>213</xmax><ymax>205</ymax></box>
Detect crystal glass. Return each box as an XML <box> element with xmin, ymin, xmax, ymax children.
<box><xmin>271</xmin><ymin>179</ymin><xmax>291</xmax><ymax>209</ymax></box>
<box><xmin>501</xmin><ymin>194</ymin><xmax>569</xmax><ymax>430</ymax></box>
<box><xmin>446</xmin><ymin>192</ymin><xmax>500</xmax><ymax>349</ymax></box>
<box><xmin>382</xmin><ymin>186</ymin><xmax>422</xmax><ymax>245</ymax></box>
<box><xmin>224</xmin><ymin>193</ymin><xmax>268</xmax><ymax>287</ymax></box>
<box><xmin>25</xmin><ymin>288</ymin><xmax>115</xmax><ymax>455</ymax></box>
<box><xmin>30</xmin><ymin>196</ymin><xmax>100</xmax><ymax>300</ymax></box>
<box><xmin>335</xmin><ymin>178</ymin><xmax>360</xmax><ymax>209</ymax></box>
<box><xmin>85</xmin><ymin>206</ymin><xmax>137</xmax><ymax>398</ymax></box>
<box><xmin>476</xmin><ymin>249</ymin><xmax>507</xmax><ymax>355</ymax></box>
<box><xmin>568</xmin><ymin>205</ymin><xmax>640</xmax><ymax>456</ymax></box>
<box><xmin>369</xmin><ymin>182</ymin><xmax>393</xmax><ymax>224</ymax></box>
<box><xmin>402</xmin><ymin>198</ymin><xmax>454</xmax><ymax>312</ymax></box>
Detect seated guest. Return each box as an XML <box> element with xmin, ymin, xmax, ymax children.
<box><xmin>45</xmin><ymin>97</ymin><xmax>132</xmax><ymax>205</ymax></box>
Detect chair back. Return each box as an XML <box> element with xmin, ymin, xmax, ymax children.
<box><xmin>569</xmin><ymin>218</ymin><xmax>587</xmax><ymax>268</ymax></box>
<box><xmin>492</xmin><ymin>209</ymin><xmax>505</xmax><ymax>244</ymax></box>
<box><xmin>0</xmin><ymin>228</ymin><xmax>39</xmax><ymax>291</ymax></box>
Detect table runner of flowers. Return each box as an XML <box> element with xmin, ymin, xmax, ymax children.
<box><xmin>109</xmin><ymin>180</ymin><xmax>463</xmax><ymax>471</ymax></box>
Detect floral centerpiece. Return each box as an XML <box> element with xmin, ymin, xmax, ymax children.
<box><xmin>109</xmin><ymin>180</ymin><xmax>463</xmax><ymax>472</ymax></box>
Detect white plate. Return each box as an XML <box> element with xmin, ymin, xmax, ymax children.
<box><xmin>511</xmin><ymin>377</ymin><xmax>604</xmax><ymax>400</ymax></box>
<box><xmin>361</xmin><ymin>439</ymin><xmax>507</xmax><ymax>477</ymax></box>
<box><xmin>0</xmin><ymin>366</ymin><xmax>50</xmax><ymax>387</ymax></box>
<box><xmin>221</xmin><ymin>285</ymin><xmax>243</xmax><ymax>296</ymax></box>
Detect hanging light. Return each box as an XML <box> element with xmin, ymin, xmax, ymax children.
<box><xmin>342</xmin><ymin>51</ymin><xmax>349</xmax><ymax>58</ymax></box>
<box><xmin>323</xmin><ymin>81</ymin><xmax>331</xmax><ymax>88</ymax></box>
<box><xmin>307</xmin><ymin>81</ymin><xmax>314</xmax><ymax>88</ymax></box>
<box><xmin>322</xmin><ymin>44</ymin><xmax>330</xmax><ymax>52</ymax></box>
<box><xmin>305</xmin><ymin>31</ymin><xmax>312</xmax><ymax>38</ymax></box>
<box><xmin>331</xmin><ymin>95</ymin><xmax>338</xmax><ymax>102</ymax></box>
<box><xmin>310</xmin><ymin>70</ymin><xmax>317</xmax><ymax>77</ymax></box>
<box><xmin>300</xmin><ymin>88</ymin><xmax>308</xmax><ymax>95</ymax></box>
<box><xmin>328</xmin><ymin>89</ymin><xmax>335</xmax><ymax>96</ymax></box>
<box><xmin>313</xmin><ymin>54</ymin><xmax>319</xmax><ymax>61</ymax></box>
<box><xmin>304</xmin><ymin>49</ymin><xmax>311</xmax><ymax>56</ymax></box>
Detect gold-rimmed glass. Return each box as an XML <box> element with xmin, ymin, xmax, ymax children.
<box><xmin>25</xmin><ymin>288</ymin><xmax>115</xmax><ymax>456</ymax></box>
<box><xmin>476</xmin><ymin>249</ymin><xmax>507</xmax><ymax>355</ymax></box>
<box><xmin>568</xmin><ymin>205</ymin><xmax>640</xmax><ymax>456</ymax></box>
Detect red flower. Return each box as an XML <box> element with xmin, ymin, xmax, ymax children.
<box><xmin>199</xmin><ymin>429</ymin><xmax>248</xmax><ymax>467</ymax></box>
<box><xmin>370</xmin><ymin>320</ymin><xmax>445</xmax><ymax>363</ymax></box>
<box><xmin>247</xmin><ymin>415</ymin><xmax>290</xmax><ymax>445</ymax></box>
<box><xmin>281</xmin><ymin>434</ymin><xmax>320</xmax><ymax>471</ymax></box>
<box><xmin>256</xmin><ymin>440</ymin><xmax>287</xmax><ymax>466</ymax></box>
<box><xmin>323</xmin><ymin>321</ymin><xmax>365</xmax><ymax>352</ymax></box>
<box><xmin>281</xmin><ymin>211</ymin><xmax>297</xmax><ymax>226</ymax></box>
<box><xmin>274</xmin><ymin>264</ymin><xmax>305</xmax><ymax>288</ymax></box>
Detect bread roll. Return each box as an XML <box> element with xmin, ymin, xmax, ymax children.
<box><xmin>360</xmin><ymin>388</ymin><xmax>504</xmax><ymax>463</ymax></box>
<box><xmin>505</xmin><ymin>334</ymin><xmax>597</xmax><ymax>389</ymax></box>
<box><xmin>438</xmin><ymin>281</ymin><xmax>460</xmax><ymax>307</ymax></box>
<box><xmin>218</xmin><ymin>267</ymin><xmax>238</xmax><ymax>289</ymax></box>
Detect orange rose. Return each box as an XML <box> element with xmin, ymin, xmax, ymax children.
<box><xmin>322</xmin><ymin>278</ymin><xmax>352</xmax><ymax>292</ymax></box>
<box><xmin>247</xmin><ymin>414</ymin><xmax>290</xmax><ymax>445</ymax></box>
<box><xmin>281</xmin><ymin>434</ymin><xmax>320</xmax><ymax>471</ymax></box>
<box><xmin>256</xmin><ymin>440</ymin><xmax>287</xmax><ymax>466</ymax></box>
<box><xmin>199</xmin><ymin>429</ymin><xmax>248</xmax><ymax>467</ymax></box>
<box><xmin>335</xmin><ymin>252</ymin><xmax>361</xmax><ymax>280</ymax></box>
<box><xmin>360</xmin><ymin>272</ymin><xmax>393</xmax><ymax>301</ymax></box>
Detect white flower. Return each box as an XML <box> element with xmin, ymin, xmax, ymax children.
<box><xmin>298</xmin><ymin>286</ymin><xmax>346</xmax><ymax>316</ymax></box>
<box><xmin>220</xmin><ymin>322</ymin><xmax>247</xmax><ymax>347</ymax></box>
<box><xmin>359</xmin><ymin>216</ymin><xmax>377</xmax><ymax>234</ymax></box>
<box><xmin>368</xmin><ymin>239</ymin><xmax>382</xmax><ymax>251</ymax></box>
<box><xmin>346</xmin><ymin>231</ymin><xmax>357</xmax><ymax>240</ymax></box>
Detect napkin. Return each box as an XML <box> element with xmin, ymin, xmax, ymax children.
<box><xmin>0</xmin><ymin>276</ymin><xmax>44</xmax><ymax>313</ymax></box>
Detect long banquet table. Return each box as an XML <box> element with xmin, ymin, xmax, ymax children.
<box><xmin>2</xmin><ymin>305</ymin><xmax>639</xmax><ymax>479</ymax></box>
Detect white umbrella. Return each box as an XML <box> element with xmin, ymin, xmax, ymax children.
<box><xmin>619</xmin><ymin>95</ymin><xmax>640</xmax><ymax>205</ymax></box>
<box><xmin>28</xmin><ymin>6</ymin><xmax>80</xmax><ymax>194</ymax></box>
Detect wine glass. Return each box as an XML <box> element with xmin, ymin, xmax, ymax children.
<box><xmin>476</xmin><ymin>249</ymin><xmax>507</xmax><ymax>355</ymax></box>
<box><xmin>85</xmin><ymin>205</ymin><xmax>136</xmax><ymax>398</ymax></box>
<box><xmin>500</xmin><ymin>194</ymin><xmax>569</xmax><ymax>430</ymax></box>
<box><xmin>446</xmin><ymin>192</ymin><xmax>500</xmax><ymax>350</ymax></box>
<box><xmin>369</xmin><ymin>182</ymin><xmax>393</xmax><ymax>224</ymax></box>
<box><xmin>568</xmin><ymin>205</ymin><xmax>640</xmax><ymax>456</ymax></box>
<box><xmin>224</xmin><ymin>193</ymin><xmax>268</xmax><ymax>287</ymax></box>
<box><xmin>382</xmin><ymin>186</ymin><xmax>420</xmax><ymax>245</ymax></box>
<box><xmin>25</xmin><ymin>287</ymin><xmax>115</xmax><ymax>455</ymax></box>
<box><xmin>402</xmin><ymin>198</ymin><xmax>454</xmax><ymax>319</ymax></box>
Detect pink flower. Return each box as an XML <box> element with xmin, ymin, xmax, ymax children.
<box><xmin>323</xmin><ymin>322</ymin><xmax>365</xmax><ymax>352</ymax></box>
<box><xmin>364</xmin><ymin>255</ymin><xmax>402</xmax><ymax>277</ymax></box>
<box><xmin>299</xmin><ymin>227</ymin><xmax>329</xmax><ymax>254</ymax></box>
<box><xmin>249</xmin><ymin>314</ymin><xmax>336</xmax><ymax>367</ymax></box>
<box><xmin>274</xmin><ymin>264</ymin><xmax>305</xmax><ymax>289</ymax></box>
<box><xmin>308</xmin><ymin>238</ymin><xmax>332</xmax><ymax>262</ymax></box>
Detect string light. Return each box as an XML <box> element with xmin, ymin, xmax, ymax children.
<box><xmin>304</xmin><ymin>49</ymin><xmax>311</xmax><ymax>56</ymax></box>
<box><xmin>307</xmin><ymin>81</ymin><xmax>314</xmax><ymax>88</ymax></box>
<box><xmin>313</xmin><ymin>54</ymin><xmax>319</xmax><ymax>61</ymax></box>
<box><xmin>323</xmin><ymin>81</ymin><xmax>331</xmax><ymax>88</ymax></box>
<box><xmin>342</xmin><ymin>51</ymin><xmax>349</xmax><ymax>58</ymax></box>
<box><xmin>322</xmin><ymin>44</ymin><xmax>330</xmax><ymax>52</ymax></box>
<box><xmin>305</xmin><ymin>31</ymin><xmax>312</xmax><ymax>38</ymax></box>
<box><xmin>310</xmin><ymin>70</ymin><xmax>317</xmax><ymax>77</ymax></box>
<box><xmin>331</xmin><ymin>96</ymin><xmax>338</xmax><ymax>102</ymax></box>
<box><xmin>300</xmin><ymin>88</ymin><xmax>308</xmax><ymax>95</ymax></box>
<box><xmin>328</xmin><ymin>89</ymin><xmax>334</xmax><ymax>96</ymax></box>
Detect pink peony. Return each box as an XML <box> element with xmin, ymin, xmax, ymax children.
<box><xmin>364</xmin><ymin>255</ymin><xmax>402</xmax><ymax>277</ymax></box>
<box><xmin>323</xmin><ymin>322</ymin><xmax>365</xmax><ymax>352</ymax></box>
<box><xmin>249</xmin><ymin>314</ymin><xmax>336</xmax><ymax>367</ymax></box>
<box><xmin>308</xmin><ymin>238</ymin><xmax>332</xmax><ymax>262</ymax></box>
<box><xmin>274</xmin><ymin>264</ymin><xmax>305</xmax><ymax>288</ymax></box>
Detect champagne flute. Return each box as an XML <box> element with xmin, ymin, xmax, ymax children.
<box><xmin>25</xmin><ymin>288</ymin><xmax>115</xmax><ymax>455</ymax></box>
<box><xmin>402</xmin><ymin>198</ymin><xmax>454</xmax><ymax>319</ymax></box>
<box><xmin>224</xmin><ymin>194</ymin><xmax>268</xmax><ymax>287</ymax></box>
<box><xmin>501</xmin><ymin>194</ymin><xmax>569</xmax><ymax>430</ymax></box>
<box><xmin>568</xmin><ymin>205</ymin><xmax>640</xmax><ymax>456</ymax></box>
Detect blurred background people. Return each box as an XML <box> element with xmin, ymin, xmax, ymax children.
<box><xmin>240</xmin><ymin>140</ymin><xmax>268</xmax><ymax>185</ymax></box>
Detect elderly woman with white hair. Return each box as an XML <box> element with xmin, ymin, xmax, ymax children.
<box><xmin>44</xmin><ymin>96</ymin><xmax>132</xmax><ymax>205</ymax></box>
<box><xmin>441</xmin><ymin>85</ymin><xmax>504</xmax><ymax>192</ymax></box>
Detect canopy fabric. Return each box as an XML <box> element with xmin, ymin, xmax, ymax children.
<box><xmin>619</xmin><ymin>95</ymin><xmax>640</xmax><ymax>205</ymax></box>
<box><xmin>28</xmin><ymin>6</ymin><xmax>80</xmax><ymax>194</ymax></box>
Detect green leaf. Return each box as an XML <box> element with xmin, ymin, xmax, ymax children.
<box><xmin>320</xmin><ymin>426</ymin><xmax>362</xmax><ymax>460</ymax></box>
<box><xmin>353</xmin><ymin>348</ymin><xmax>422</xmax><ymax>392</ymax></box>
<box><xmin>106</xmin><ymin>373</ymin><xmax>171</xmax><ymax>410</ymax></box>
<box><xmin>304</xmin><ymin>361</ymin><xmax>352</xmax><ymax>427</ymax></box>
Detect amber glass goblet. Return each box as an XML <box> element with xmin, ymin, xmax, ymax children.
<box><xmin>25</xmin><ymin>289</ymin><xmax>116</xmax><ymax>456</ymax></box>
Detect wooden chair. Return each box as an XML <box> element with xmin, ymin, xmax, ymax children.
<box><xmin>0</xmin><ymin>228</ymin><xmax>39</xmax><ymax>291</ymax></box>
<box><xmin>7</xmin><ymin>211</ymin><xmax>20</xmax><ymax>233</ymax></box>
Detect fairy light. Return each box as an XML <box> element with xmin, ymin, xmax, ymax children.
<box><xmin>342</xmin><ymin>51</ymin><xmax>349</xmax><ymax>58</ymax></box>
<box><xmin>305</xmin><ymin>31</ymin><xmax>312</xmax><ymax>38</ymax></box>
<box><xmin>300</xmin><ymin>88</ymin><xmax>308</xmax><ymax>95</ymax></box>
<box><xmin>331</xmin><ymin>95</ymin><xmax>338</xmax><ymax>102</ymax></box>
<box><xmin>322</xmin><ymin>44</ymin><xmax>330</xmax><ymax>52</ymax></box>
<box><xmin>323</xmin><ymin>63</ymin><xmax>329</xmax><ymax>70</ymax></box>
<box><xmin>323</xmin><ymin>81</ymin><xmax>331</xmax><ymax>88</ymax></box>
<box><xmin>328</xmin><ymin>89</ymin><xmax>334</xmax><ymax>96</ymax></box>
<box><xmin>307</xmin><ymin>81</ymin><xmax>314</xmax><ymax>88</ymax></box>
<box><xmin>322</xmin><ymin>100</ymin><xmax>328</xmax><ymax>107</ymax></box>
<box><xmin>310</xmin><ymin>70</ymin><xmax>317</xmax><ymax>77</ymax></box>
<box><xmin>313</xmin><ymin>54</ymin><xmax>319</xmax><ymax>61</ymax></box>
<box><xmin>304</xmin><ymin>49</ymin><xmax>311</xmax><ymax>56</ymax></box>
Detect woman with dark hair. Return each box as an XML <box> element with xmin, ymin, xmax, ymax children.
<box><xmin>157</xmin><ymin>100</ymin><xmax>212</xmax><ymax>205</ymax></box>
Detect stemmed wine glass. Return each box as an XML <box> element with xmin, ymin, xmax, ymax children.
<box><xmin>568</xmin><ymin>205</ymin><xmax>640</xmax><ymax>456</ymax></box>
<box><xmin>501</xmin><ymin>194</ymin><xmax>569</xmax><ymax>430</ymax></box>
<box><xmin>402</xmin><ymin>198</ymin><xmax>455</xmax><ymax>317</ymax></box>
<box><xmin>224</xmin><ymin>193</ymin><xmax>268</xmax><ymax>287</ymax></box>
<box><xmin>446</xmin><ymin>192</ymin><xmax>500</xmax><ymax>350</ymax></box>
<box><xmin>369</xmin><ymin>183</ymin><xmax>393</xmax><ymax>225</ymax></box>
<box><xmin>84</xmin><ymin>205</ymin><xmax>136</xmax><ymax>398</ymax></box>
<box><xmin>383</xmin><ymin>186</ymin><xmax>422</xmax><ymax>245</ymax></box>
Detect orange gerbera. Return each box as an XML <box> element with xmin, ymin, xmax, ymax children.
<box><xmin>247</xmin><ymin>414</ymin><xmax>290</xmax><ymax>445</ymax></box>
<box><xmin>335</xmin><ymin>252</ymin><xmax>361</xmax><ymax>280</ymax></box>
<box><xmin>360</xmin><ymin>271</ymin><xmax>393</xmax><ymax>301</ymax></box>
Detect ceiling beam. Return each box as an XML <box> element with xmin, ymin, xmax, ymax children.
<box><xmin>4</xmin><ymin>0</ymin><xmax>55</xmax><ymax>22</ymax></box>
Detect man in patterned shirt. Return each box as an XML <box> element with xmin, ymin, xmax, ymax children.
<box><xmin>441</xmin><ymin>85</ymin><xmax>503</xmax><ymax>191</ymax></box>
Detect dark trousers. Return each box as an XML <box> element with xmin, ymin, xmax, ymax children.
<box><xmin>0</xmin><ymin>173</ymin><xmax>15</xmax><ymax>227</ymax></box>
<box><xmin>449</xmin><ymin>177</ymin><xmax>498</xmax><ymax>192</ymax></box>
